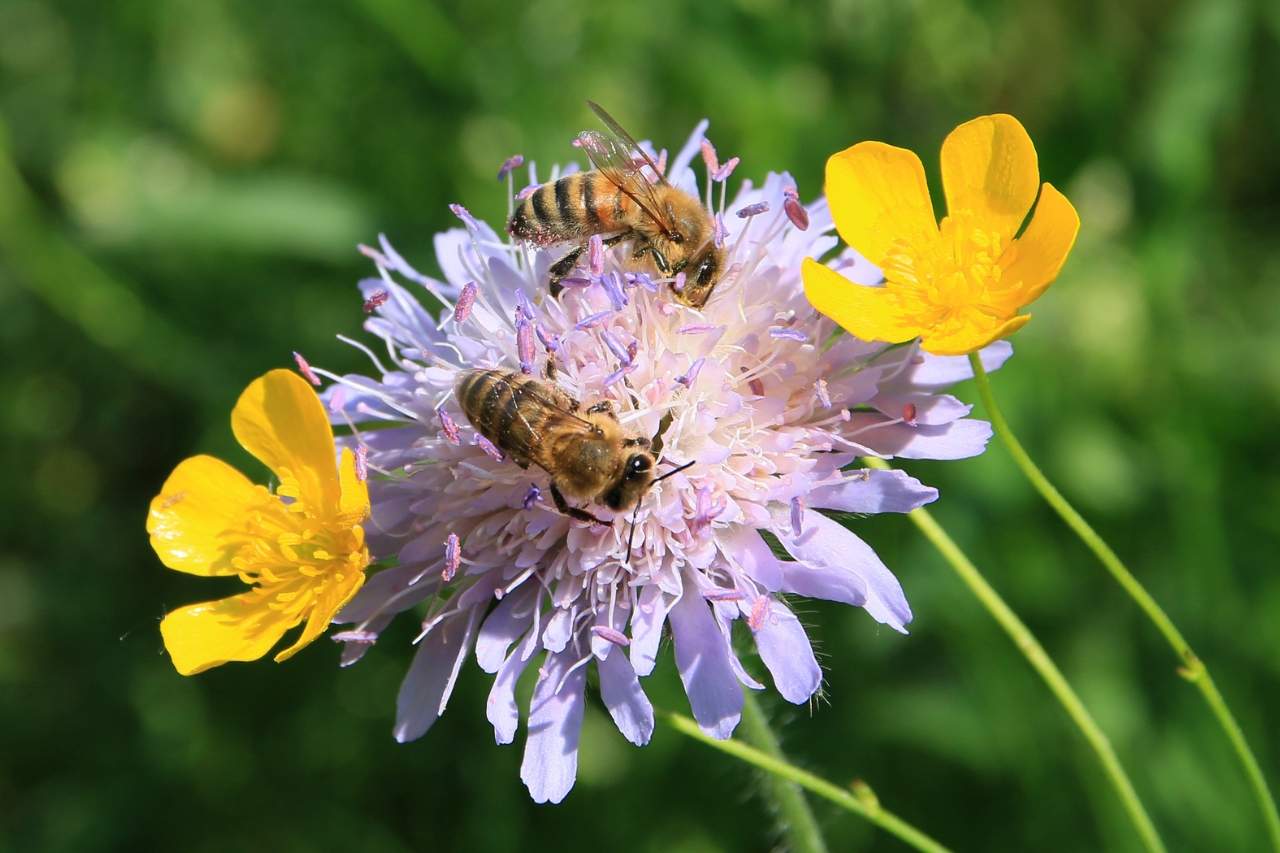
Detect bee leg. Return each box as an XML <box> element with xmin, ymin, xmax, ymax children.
<box><xmin>549</xmin><ymin>483</ymin><xmax>610</xmax><ymax>526</ymax></box>
<box><xmin>585</xmin><ymin>400</ymin><xmax>616</xmax><ymax>419</ymax></box>
<box><xmin>548</xmin><ymin>246</ymin><xmax>585</xmax><ymax>296</ymax></box>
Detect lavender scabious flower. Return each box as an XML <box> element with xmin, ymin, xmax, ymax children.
<box><xmin>319</xmin><ymin>122</ymin><xmax>1010</xmax><ymax>804</ymax></box>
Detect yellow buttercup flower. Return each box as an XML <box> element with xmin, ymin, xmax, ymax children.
<box><xmin>803</xmin><ymin>114</ymin><xmax>1080</xmax><ymax>355</ymax></box>
<box><xmin>147</xmin><ymin>369</ymin><xmax>371</xmax><ymax>675</ymax></box>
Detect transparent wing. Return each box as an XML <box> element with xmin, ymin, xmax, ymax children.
<box><xmin>587</xmin><ymin>100</ymin><xmax>668</xmax><ymax>186</ymax></box>
<box><xmin>578</xmin><ymin>105</ymin><xmax>677</xmax><ymax>239</ymax></box>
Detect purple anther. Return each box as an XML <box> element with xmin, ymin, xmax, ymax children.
<box><xmin>357</xmin><ymin>243</ymin><xmax>390</xmax><ymax>266</ymax></box>
<box><xmin>654</xmin><ymin>148</ymin><xmax>668</xmax><ymax>177</ymax></box>
<box><xmin>784</xmin><ymin>195</ymin><xmax>810</xmax><ymax>231</ymax></box>
<box><xmin>749</xmin><ymin>377</ymin><xmax>765</xmax><ymax>396</ymax></box>
<box><xmin>575</xmin><ymin>310</ymin><xmax>612</xmax><ymax>330</ymax></box>
<box><xmin>601</xmin><ymin>330</ymin><xmax>631</xmax><ymax>365</ymax></box>
<box><xmin>522</xmin><ymin>485</ymin><xmax>541</xmax><ymax>510</ymax></box>
<box><xmin>449</xmin><ymin>203</ymin><xmax>477</xmax><ymax>227</ymax></box>
<box><xmin>678</xmin><ymin>324</ymin><xmax>719</xmax><ymax>335</ymax></box>
<box><xmin>535</xmin><ymin>323</ymin><xmax>560</xmax><ymax>353</ymax></box>
<box><xmin>601</xmin><ymin>271</ymin><xmax>628</xmax><ymax>310</ymax></box>
<box><xmin>769</xmin><ymin>326</ymin><xmax>808</xmax><ymax>343</ymax></box>
<box><xmin>558</xmin><ymin>276</ymin><xmax>593</xmax><ymax>289</ymax></box>
<box><xmin>355</xmin><ymin>445</ymin><xmax>369</xmax><ymax>482</ymax></box>
<box><xmin>704</xmin><ymin>589</ymin><xmax>744</xmax><ymax>602</ymax></box>
<box><xmin>588</xmin><ymin>234</ymin><xmax>604</xmax><ymax>277</ymax></box>
<box><xmin>736</xmin><ymin>201</ymin><xmax>769</xmax><ymax>219</ymax></box>
<box><xmin>712</xmin><ymin>156</ymin><xmax>740</xmax><ymax>182</ymax></box>
<box><xmin>814</xmin><ymin>378</ymin><xmax>831</xmax><ymax>409</ymax></box>
<box><xmin>748</xmin><ymin>595</ymin><xmax>770</xmax><ymax>631</ymax></box>
<box><xmin>363</xmin><ymin>289</ymin><xmax>390</xmax><ymax>314</ymax></box>
<box><xmin>603</xmin><ymin>361</ymin><xmax>638</xmax><ymax>387</ymax></box>
<box><xmin>497</xmin><ymin>154</ymin><xmax>525</xmax><ymax>181</ymax></box>
<box><xmin>629</xmin><ymin>272</ymin><xmax>658</xmax><ymax>293</ymax></box>
<box><xmin>590</xmin><ymin>625</ymin><xmax>630</xmax><ymax>647</ymax></box>
<box><xmin>903</xmin><ymin>402</ymin><xmax>918</xmax><ymax>426</ymax></box>
<box><xmin>689</xmin><ymin>485</ymin><xmax>726</xmax><ymax>536</ymax></box>
<box><xmin>672</xmin><ymin>271</ymin><xmax>686</xmax><ymax>293</ymax></box>
<box><xmin>517</xmin><ymin>318</ymin><xmax>536</xmax><ymax>374</ymax></box>
<box><xmin>790</xmin><ymin>496</ymin><xmax>805</xmax><ymax>538</ymax></box>
<box><xmin>626</xmin><ymin>340</ymin><xmax>639</xmax><ymax>361</ymax></box>
<box><xmin>292</xmin><ymin>351</ymin><xmax>321</xmax><ymax>386</ymax></box>
<box><xmin>454</xmin><ymin>281</ymin><xmax>478</xmax><ymax>324</ymax></box>
<box><xmin>328</xmin><ymin>387</ymin><xmax>347</xmax><ymax>414</ymax></box>
<box><xmin>675</xmin><ymin>357</ymin><xmax>705</xmax><ymax>388</ymax></box>
<box><xmin>442</xmin><ymin>533</ymin><xmax>460</xmax><ymax>582</ymax></box>
<box><xmin>516</xmin><ymin>184</ymin><xmax>539</xmax><ymax>200</ymax></box>
<box><xmin>700</xmin><ymin>139</ymin><xmax>719</xmax><ymax>174</ymax></box>
<box><xmin>438</xmin><ymin>408</ymin><xmax>461</xmax><ymax>445</ymax></box>
<box><xmin>474</xmin><ymin>434</ymin><xmax>504</xmax><ymax>461</ymax></box>
<box><xmin>713</xmin><ymin>213</ymin><xmax>728</xmax><ymax>249</ymax></box>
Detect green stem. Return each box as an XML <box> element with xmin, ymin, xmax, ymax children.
<box><xmin>737</xmin><ymin>691</ymin><xmax>830</xmax><ymax>853</ymax></box>
<box><xmin>660</xmin><ymin>709</ymin><xmax>952</xmax><ymax>853</ymax></box>
<box><xmin>863</xmin><ymin>458</ymin><xmax>1165</xmax><ymax>853</ymax></box>
<box><xmin>968</xmin><ymin>353</ymin><xmax>1280</xmax><ymax>850</ymax></box>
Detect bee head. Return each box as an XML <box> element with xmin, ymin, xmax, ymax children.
<box><xmin>604</xmin><ymin>451</ymin><xmax>654</xmax><ymax>511</ymax></box>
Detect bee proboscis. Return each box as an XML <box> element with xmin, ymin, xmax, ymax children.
<box><xmin>508</xmin><ymin>101</ymin><xmax>726</xmax><ymax>309</ymax></box>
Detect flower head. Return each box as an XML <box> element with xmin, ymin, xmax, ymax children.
<box><xmin>147</xmin><ymin>369</ymin><xmax>371</xmax><ymax>675</ymax></box>
<box><xmin>321</xmin><ymin>123</ymin><xmax>1006</xmax><ymax>802</ymax></box>
<box><xmin>802</xmin><ymin>114</ymin><xmax>1080</xmax><ymax>355</ymax></box>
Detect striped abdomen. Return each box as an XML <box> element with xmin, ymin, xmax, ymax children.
<box><xmin>508</xmin><ymin>172</ymin><xmax>631</xmax><ymax>246</ymax></box>
<box><xmin>455</xmin><ymin>369</ymin><xmax>561</xmax><ymax>469</ymax></box>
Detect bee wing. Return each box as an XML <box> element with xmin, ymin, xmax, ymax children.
<box><xmin>480</xmin><ymin>372</ymin><xmax>598</xmax><ymax>464</ymax></box>
<box><xmin>586</xmin><ymin>101</ymin><xmax>668</xmax><ymax>186</ymax></box>
<box><xmin>578</xmin><ymin>107</ymin><xmax>677</xmax><ymax>240</ymax></box>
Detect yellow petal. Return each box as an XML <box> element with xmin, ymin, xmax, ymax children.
<box><xmin>941</xmin><ymin>114</ymin><xmax>1040</xmax><ymax>244</ymax></box>
<box><xmin>274</xmin><ymin>569</ymin><xmax>365</xmax><ymax>663</ymax></box>
<box><xmin>802</xmin><ymin>259</ymin><xmax>923</xmax><ymax>344</ymax></box>
<box><xmin>336</xmin><ymin>447</ymin><xmax>370</xmax><ymax>521</ymax></box>
<box><xmin>160</xmin><ymin>588</ymin><xmax>298</xmax><ymax>675</ymax></box>
<box><xmin>147</xmin><ymin>455</ymin><xmax>270</xmax><ymax>576</ymax></box>
<box><xmin>232</xmin><ymin>369</ymin><xmax>340</xmax><ymax>515</ymax></box>
<box><xmin>826</xmin><ymin>142</ymin><xmax>938</xmax><ymax>267</ymax></box>
<box><xmin>1004</xmin><ymin>183</ymin><xmax>1080</xmax><ymax>306</ymax></box>
<box><xmin>920</xmin><ymin>313</ymin><xmax>1031</xmax><ymax>356</ymax></box>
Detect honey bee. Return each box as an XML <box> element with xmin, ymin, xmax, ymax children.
<box><xmin>456</xmin><ymin>367</ymin><xmax>661</xmax><ymax>525</ymax></box>
<box><xmin>509</xmin><ymin>101</ymin><xmax>726</xmax><ymax>309</ymax></box>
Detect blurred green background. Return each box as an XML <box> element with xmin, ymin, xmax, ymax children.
<box><xmin>3</xmin><ymin>0</ymin><xmax>1278</xmax><ymax>850</ymax></box>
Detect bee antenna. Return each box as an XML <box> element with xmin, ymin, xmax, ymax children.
<box><xmin>625</xmin><ymin>503</ymin><xmax>639</xmax><ymax>568</ymax></box>
<box><xmin>624</xmin><ymin>460</ymin><xmax>693</xmax><ymax>568</ymax></box>
<box><xmin>652</xmin><ymin>459</ymin><xmax>695</xmax><ymax>485</ymax></box>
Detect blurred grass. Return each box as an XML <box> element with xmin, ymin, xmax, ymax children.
<box><xmin>2</xmin><ymin>0</ymin><xmax>1278</xmax><ymax>850</ymax></box>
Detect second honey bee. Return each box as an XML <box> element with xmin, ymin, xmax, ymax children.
<box><xmin>456</xmin><ymin>367</ymin><xmax>657</xmax><ymax>525</ymax></box>
<box><xmin>509</xmin><ymin>101</ymin><xmax>726</xmax><ymax>309</ymax></box>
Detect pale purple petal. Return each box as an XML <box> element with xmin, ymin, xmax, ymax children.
<box><xmin>716</xmin><ymin>525</ymin><xmax>782</xmax><ymax>591</ymax></box>
<box><xmin>808</xmin><ymin>468</ymin><xmax>938</xmax><ymax>514</ymax></box>
<box><xmin>598</xmin><ymin>646</ymin><xmax>654</xmax><ymax>746</ymax></box>
<box><xmin>487</xmin><ymin>629</ymin><xmax>538</xmax><ymax>745</ymax></box>
<box><xmin>520</xmin><ymin>649</ymin><xmax>588</xmax><ymax>804</ymax></box>
<box><xmin>394</xmin><ymin>608</ymin><xmax>480</xmax><ymax>742</ymax></box>
<box><xmin>871</xmin><ymin>392</ymin><xmax>973</xmax><ymax>426</ymax></box>
<box><xmin>853</xmin><ymin>414</ymin><xmax>993</xmax><ymax>460</ymax></box>
<box><xmin>476</xmin><ymin>583</ymin><xmax>538</xmax><ymax>674</ymax></box>
<box><xmin>668</xmin><ymin>586</ymin><xmax>743</xmax><ymax>739</ymax></box>
<box><xmin>629</xmin><ymin>585</ymin><xmax>668</xmax><ymax>677</ymax></box>
<box><xmin>903</xmin><ymin>340</ymin><xmax>1013</xmax><ymax>391</ymax></box>
<box><xmin>775</xmin><ymin>510</ymin><xmax>911</xmax><ymax>632</ymax></box>
<box><xmin>750</xmin><ymin>597</ymin><xmax>822</xmax><ymax>704</ymax></box>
